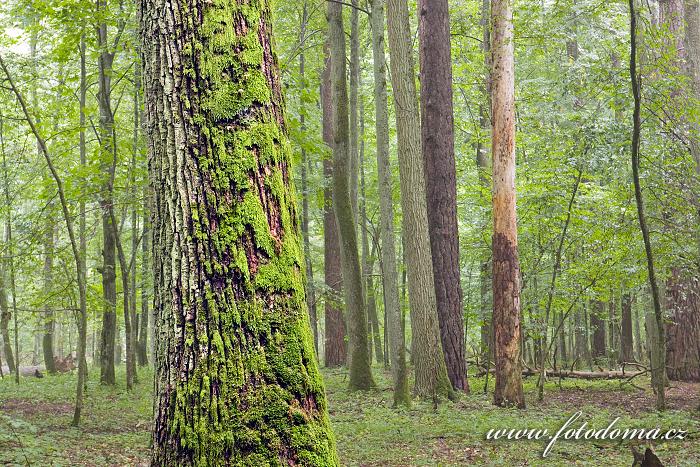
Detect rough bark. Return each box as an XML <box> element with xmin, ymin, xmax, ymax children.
<box><xmin>418</xmin><ymin>0</ymin><xmax>468</xmax><ymax>394</ymax></box>
<box><xmin>665</xmin><ymin>271</ymin><xmax>700</xmax><ymax>381</ymax></box>
<box><xmin>321</xmin><ymin>46</ymin><xmax>347</xmax><ymax>368</ymax></box>
<box><xmin>386</xmin><ymin>0</ymin><xmax>453</xmax><ymax>400</ymax></box>
<box><xmin>140</xmin><ymin>0</ymin><xmax>338</xmax><ymax>462</ymax></box>
<box><xmin>328</xmin><ymin>0</ymin><xmax>375</xmax><ymax>390</ymax></box>
<box><xmin>370</xmin><ymin>0</ymin><xmax>409</xmax><ymax>406</ymax></box>
<box><xmin>491</xmin><ymin>0</ymin><xmax>525</xmax><ymax>408</ymax></box>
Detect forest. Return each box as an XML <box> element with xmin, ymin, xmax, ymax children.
<box><xmin>0</xmin><ymin>0</ymin><xmax>699</xmax><ymax>465</ymax></box>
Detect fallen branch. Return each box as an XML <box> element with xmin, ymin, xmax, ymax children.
<box><xmin>476</xmin><ymin>368</ymin><xmax>645</xmax><ymax>380</ymax></box>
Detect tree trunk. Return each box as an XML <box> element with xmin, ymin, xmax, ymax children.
<box><xmin>0</xmin><ymin>260</ymin><xmax>14</xmax><ymax>374</ymax></box>
<box><xmin>665</xmin><ymin>270</ymin><xmax>700</xmax><ymax>381</ymax></box>
<box><xmin>140</xmin><ymin>0</ymin><xmax>338</xmax><ymax>462</ymax></box>
<box><xmin>97</xmin><ymin>1</ymin><xmax>117</xmax><ymax>385</ymax></box>
<box><xmin>386</xmin><ymin>0</ymin><xmax>454</xmax><ymax>401</ymax></box>
<box><xmin>78</xmin><ymin>32</ymin><xmax>89</xmax><ymax>388</ymax></box>
<box><xmin>321</xmin><ymin>45</ymin><xmax>347</xmax><ymax>368</ymax></box>
<box><xmin>370</xmin><ymin>0</ymin><xmax>409</xmax><ymax>406</ymax></box>
<box><xmin>349</xmin><ymin>0</ymin><xmax>361</xmax><ymax>221</ymax></box>
<box><xmin>591</xmin><ymin>301</ymin><xmax>607</xmax><ymax>362</ymax></box>
<box><xmin>0</xmin><ymin>120</ymin><xmax>13</xmax><ymax>374</ymax></box>
<box><xmin>138</xmin><ymin>194</ymin><xmax>150</xmax><ymax>366</ymax></box>
<box><xmin>621</xmin><ymin>293</ymin><xmax>635</xmax><ymax>363</ymax></box>
<box><xmin>629</xmin><ymin>0</ymin><xmax>667</xmax><ymax>411</ymax></box>
<box><xmin>478</xmin><ymin>0</ymin><xmax>493</xmax><ymax>367</ymax></box>
<box><xmin>328</xmin><ymin>0</ymin><xmax>375</xmax><ymax>390</ymax></box>
<box><xmin>491</xmin><ymin>0</ymin><xmax>525</xmax><ymax>408</ymax></box>
<box><xmin>686</xmin><ymin>0</ymin><xmax>700</xmax><ymax>170</ymax></box>
<box><xmin>299</xmin><ymin>3</ymin><xmax>319</xmax><ymax>356</ymax></box>
<box><xmin>359</xmin><ymin>104</ymin><xmax>382</xmax><ymax>365</ymax></box>
<box><xmin>418</xmin><ymin>0</ymin><xmax>468</xmax><ymax>394</ymax></box>
<box><xmin>130</xmin><ymin>58</ymin><xmax>141</xmax><ymax>373</ymax></box>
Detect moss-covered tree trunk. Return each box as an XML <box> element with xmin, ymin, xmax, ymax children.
<box><xmin>491</xmin><ymin>0</ymin><xmax>525</xmax><ymax>408</ymax></box>
<box><xmin>321</xmin><ymin>44</ymin><xmax>347</xmax><ymax>368</ymax></box>
<box><xmin>386</xmin><ymin>0</ymin><xmax>453</xmax><ymax>401</ymax></box>
<box><xmin>140</xmin><ymin>0</ymin><xmax>338</xmax><ymax>463</ymax></box>
<box><xmin>328</xmin><ymin>0</ymin><xmax>375</xmax><ymax>390</ymax></box>
<box><xmin>370</xmin><ymin>0</ymin><xmax>409</xmax><ymax>406</ymax></box>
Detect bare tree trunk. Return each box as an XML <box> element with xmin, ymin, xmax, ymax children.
<box><xmin>386</xmin><ymin>0</ymin><xmax>453</xmax><ymax>401</ymax></box>
<box><xmin>491</xmin><ymin>0</ymin><xmax>525</xmax><ymax>408</ymax></box>
<box><xmin>140</xmin><ymin>0</ymin><xmax>338</xmax><ymax>461</ymax></box>
<box><xmin>370</xmin><ymin>0</ymin><xmax>409</xmax><ymax>405</ymax></box>
<box><xmin>418</xmin><ymin>0</ymin><xmax>468</xmax><ymax>394</ymax></box>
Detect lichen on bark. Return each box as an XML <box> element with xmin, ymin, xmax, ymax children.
<box><xmin>141</xmin><ymin>0</ymin><xmax>338</xmax><ymax>464</ymax></box>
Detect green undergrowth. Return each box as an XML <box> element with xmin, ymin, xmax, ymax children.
<box><xmin>1</xmin><ymin>366</ymin><xmax>699</xmax><ymax>466</ymax></box>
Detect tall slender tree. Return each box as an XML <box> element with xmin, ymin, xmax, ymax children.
<box><xmin>491</xmin><ymin>0</ymin><xmax>525</xmax><ymax>408</ymax></box>
<box><xmin>370</xmin><ymin>0</ymin><xmax>409</xmax><ymax>405</ymax></box>
<box><xmin>321</xmin><ymin>44</ymin><xmax>347</xmax><ymax>368</ymax></box>
<box><xmin>328</xmin><ymin>0</ymin><xmax>375</xmax><ymax>390</ymax></box>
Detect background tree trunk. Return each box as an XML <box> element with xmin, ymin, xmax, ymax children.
<box><xmin>97</xmin><ymin>0</ymin><xmax>117</xmax><ymax>385</ymax></box>
<box><xmin>621</xmin><ymin>293</ymin><xmax>635</xmax><ymax>363</ymax></box>
<box><xmin>321</xmin><ymin>46</ymin><xmax>346</xmax><ymax>368</ymax></box>
<box><xmin>370</xmin><ymin>0</ymin><xmax>409</xmax><ymax>406</ymax></box>
<box><xmin>299</xmin><ymin>3</ymin><xmax>319</xmax><ymax>356</ymax></box>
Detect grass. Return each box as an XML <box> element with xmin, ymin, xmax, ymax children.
<box><xmin>1</xmin><ymin>365</ymin><xmax>699</xmax><ymax>466</ymax></box>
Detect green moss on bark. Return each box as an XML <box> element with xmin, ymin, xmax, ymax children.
<box><xmin>143</xmin><ymin>0</ymin><xmax>338</xmax><ymax>464</ymax></box>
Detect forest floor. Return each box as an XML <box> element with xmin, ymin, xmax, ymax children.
<box><xmin>1</xmin><ymin>366</ymin><xmax>699</xmax><ymax>466</ymax></box>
